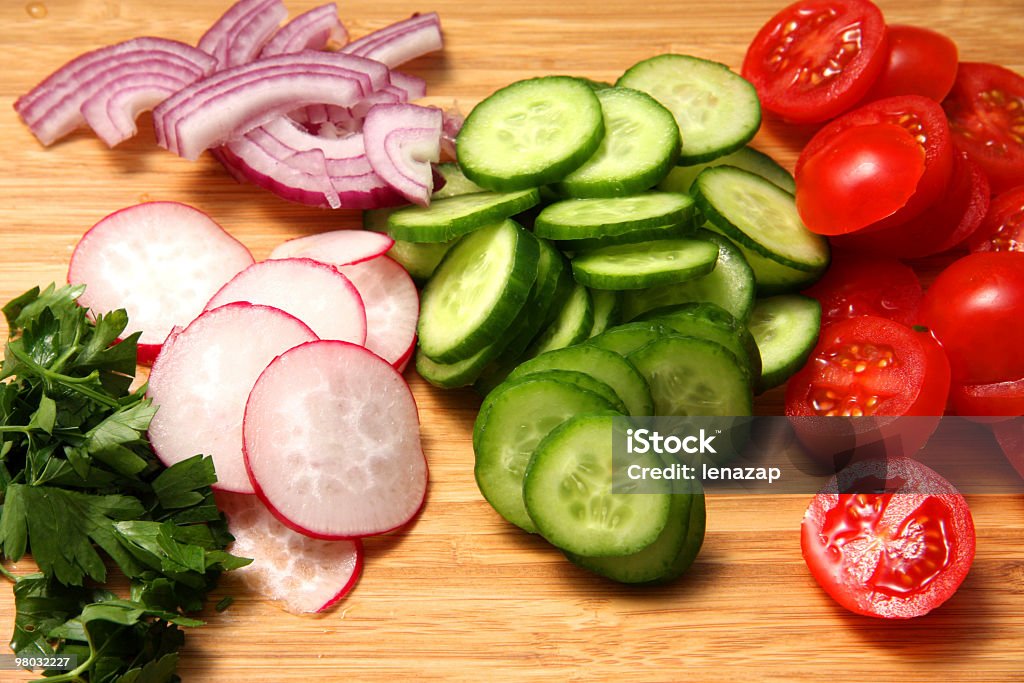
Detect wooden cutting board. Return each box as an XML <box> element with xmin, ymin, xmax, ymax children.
<box><xmin>1</xmin><ymin>0</ymin><xmax>1023</xmax><ymax>680</ymax></box>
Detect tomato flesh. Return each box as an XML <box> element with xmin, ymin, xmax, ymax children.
<box><xmin>742</xmin><ymin>0</ymin><xmax>889</xmax><ymax>123</ymax></box>
<box><xmin>918</xmin><ymin>251</ymin><xmax>1024</xmax><ymax>385</ymax></box>
<box><xmin>802</xmin><ymin>253</ymin><xmax>922</xmax><ymax>327</ymax></box>
<box><xmin>951</xmin><ymin>378</ymin><xmax>1024</xmax><ymax>417</ymax></box>
<box><xmin>968</xmin><ymin>185</ymin><xmax>1024</xmax><ymax>253</ymax></box>
<box><xmin>796</xmin><ymin>122</ymin><xmax>925</xmax><ymax>235</ymax></box>
<box><xmin>862</xmin><ymin>25</ymin><xmax>959</xmax><ymax>103</ymax></box>
<box><xmin>802</xmin><ymin>458</ymin><xmax>975</xmax><ymax>618</ymax></box>
<box><xmin>943</xmin><ymin>62</ymin><xmax>1024</xmax><ymax>194</ymax></box>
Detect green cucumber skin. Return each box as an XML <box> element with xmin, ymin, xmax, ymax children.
<box><xmin>570</xmin><ymin>239</ymin><xmax>719</xmax><ymax>291</ymax></box>
<box><xmin>658</xmin><ymin>146</ymin><xmax>795</xmax><ymax>195</ymax></box>
<box><xmin>534</xmin><ymin>192</ymin><xmax>696</xmax><ymax>241</ymax></box>
<box><xmin>386</xmin><ymin>189</ymin><xmax>541</xmax><ymax>243</ymax></box>
<box><xmin>522</xmin><ymin>282</ymin><xmax>594</xmax><ymax>361</ymax></box>
<box><xmin>747</xmin><ymin>294</ymin><xmax>822</xmax><ymax>393</ymax></box>
<box><xmin>433</xmin><ymin>162</ymin><xmax>487</xmax><ymax>199</ymax></box>
<box><xmin>588</xmin><ymin>321</ymin><xmax>675</xmax><ymax>358</ymax></box>
<box><xmin>588</xmin><ymin>289</ymin><xmax>623</xmax><ymax>338</ymax></box>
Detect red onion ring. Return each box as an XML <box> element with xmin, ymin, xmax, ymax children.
<box><xmin>261</xmin><ymin>3</ymin><xmax>348</xmax><ymax>57</ymax></box>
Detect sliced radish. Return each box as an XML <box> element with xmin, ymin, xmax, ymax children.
<box><xmin>147</xmin><ymin>302</ymin><xmax>317</xmax><ymax>494</ymax></box>
<box><xmin>217</xmin><ymin>491</ymin><xmax>362</xmax><ymax>614</ymax></box>
<box><xmin>205</xmin><ymin>258</ymin><xmax>366</xmax><ymax>345</ymax></box>
<box><xmin>268</xmin><ymin>230</ymin><xmax>394</xmax><ymax>265</ymax></box>
<box><xmin>337</xmin><ymin>256</ymin><xmax>418</xmax><ymax>371</ymax></box>
<box><xmin>68</xmin><ymin>201</ymin><xmax>254</xmax><ymax>364</ymax></box>
<box><xmin>244</xmin><ymin>340</ymin><xmax>428</xmax><ymax>538</ymax></box>
<box><xmin>363</xmin><ymin>103</ymin><xmax>442</xmax><ymax>206</ymax></box>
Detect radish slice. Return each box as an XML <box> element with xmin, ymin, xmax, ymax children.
<box><xmin>243</xmin><ymin>340</ymin><xmax>428</xmax><ymax>538</ymax></box>
<box><xmin>217</xmin><ymin>491</ymin><xmax>362</xmax><ymax>614</ymax></box>
<box><xmin>68</xmin><ymin>201</ymin><xmax>255</xmax><ymax>362</ymax></box>
<box><xmin>261</xmin><ymin>3</ymin><xmax>348</xmax><ymax>57</ymax></box>
<box><xmin>363</xmin><ymin>103</ymin><xmax>442</xmax><ymax>205</ymax></box>
<box><xmin>147</xmin><ymin>303</ymin><xmax>318</xmax><ymax>494</ymax></box>
<box><xmin>340</xmin><ymin>12</ymin><xmax>443</xmax><ymax>69</ymax></box>
<box><xmin>268</xmin><ymin>230</ymin><xmax>394</xmax><ymax>265</ymax></box>
<box><xmin>205</xmin><ymin>258</ymin><xmax>367</xmax><ymax>345</ymax></box>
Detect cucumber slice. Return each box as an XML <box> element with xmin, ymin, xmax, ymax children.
<box><xmin>524</xmin><ymin>413</ymin><xmax>671</xmax><ymax>557</ymax></box>
<box><xmin>385</xmin><ymin>238</ymin><xmax>458</xmax><ymax>282</ymax></box>
<box><xmin>628</xmin><ymin>335</ymin><xmax>753</xmax><ymax>417</ymax></box>
<box><xmin>622</xmin><ymin>230</ymin><xmax>756</xmax><ymax>323</ymax></box>
<box><xmin>507</xmin><ymin>344</ymin><xmax>655</xmax><ymax>417</ymax></box>
<box><xmin>386</xmin><ymin>189</ymin><xmax>541</xmax><ymax>243</ymax></box>
<box><xmin>534</xmin><ymin>192</ymin><xmax>695</xmax><ymax>241</ymax></box>
<box><xmin>567</xmin><ymin>474</ymin><xmax>705</xmax><ymax>583</ymax></box>
<box><xmin>588</xmin><ymin>320</ymin><xmax>674</xmax><ymax>357</ymax></box>
<box><xmin>588</xmin><ymin>288</ymin><xmax>622</xmax><ymax>337</ymax></box>
<box><xmin>693</xmin><ymin>165</ymin><xmax>829</xmax><ymax>274</ymax></box>
<box><xmin>474</xmin><ymin>373</ymin><xmax>622</xmax><ymax>532</ymax></box>
<box><xmin>636</xmin><ymin>302</ymin><xmax>762</xmax><ymax>385</ymax></box>
<box><xmin>747</xmin><ymin>294</ymin><xmax>822</xmax><ymax>393</ymax></box>
<box><xmin>522</xmin><ymin>282</ymin><xmax>593</xmax><ymax>360</ymax></box>
<box><xmin>433</xmin><ymin>162</ymin><xmax>486</xmax><ymax>199</ymax></box>
<box><xmin>418</xmin><ymin>219</ymin><xmax>539</xmax><ymax>363</ymax></box>
<box><xmin>457</xmin><ymin>76</ymin><xmax>605</xmax><ymax>191</ymax></box>
<box><xmin>716</xmin><ymin>237</ymin><xmax>827</xmax><ymax>295</ymax></box>
<box><xmin>415</xmin><ymin>335</ymin><xmax>506</xmax><ymax>389</ymax></box>
<box><xmin>658</xmin><ymin>145</ymin><xmax>795</xmax><ymax>194</ymax></box>
<box><xmin>556</xmin><ymin>87</ymin><xmax>681</xmax><ymax>198</ymax></box>
<box><xmin>564</xmin><ymin>221</ymin><xmax>694</xmax><ymax>252</ymax></box>
<box><xmin>617</xmin><ymin>54</ymin><xmax>761</xmax><ymax>165</ymax></box>
<box><xmin>571</xmin><ymin>238</ymin><xmax>718</xmax><ymax>290</ymax></box>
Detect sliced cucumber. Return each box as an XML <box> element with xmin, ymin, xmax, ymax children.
<box><xmin>693</xmin><ymin>165</ymin><xmax>829</xmax><ymax>275</ymax></box>
<box><xmin>474</xmin><ymin>373</ymin><xmax>622</xmax><ymax>532</ymax></box>
<box><xmin>457</xmin><ymin>76</ymin><xmax>605</xmax><ymax>191</ymax></box>
<box><xmin>415</xmin><ymin>340</ymin><xmax>504</xmax><ymax>389</ymax></box>
<box><xmin>617</xmin><ymin>54</ymin><xmax>761</xmax><ymax>165</ymax></box>
<box><xmin>433</xmin><ymin>162</ymin><xmax>486</xmax><ymax>199</ymax></box>
<box><xmin>588</xmin><ymin>288</ymin><xmax>622</xmax><ymax>337</ymax></box>
<box><xmin>418</xmin><ymin>219</ymin><xmax>538</xmax><ymax>363</ymax></box>
<box><xmin>657</xmin><ymin>145</ymin><xmax>795</xmax><ymax>194</ymax></box>
<box><xmin>386</xmin><ymin>189</ymin><xmax>540</xmax><ymax>243</ymax></box>
<box><xmin>627</xmin><ymin>335</ymin><xmax>753</xmax><ymax>417</ymax></box>
<box><xmin>524</xmin><ymin>413</ymin><xmax>671</xmax><ymax>557</ymax></box>
<box><xmin>747</xmin><ymin>294</ymin><xmax>821</xmax><ymax>393</ymax></box>
<box><xmin>507</xmin><ymin>344</ymin><xmax>655</xmax><ymax>417</ymax></box>
<box><xmin>571</xmin><ymin>238</ymin><xmax>718</xmax><ymax>290</ymax></box>
<box><xmin>719</xmin><ymin>239</ymin><xmax>827</xmax><ymax>295</ymax></box>
<box><xmin>564</xmin><ymin>221</ymin><xmax>694</xmax><ymax>252</ymax></box>
<box><xmin>385</xmin><ymin>237</ymin><xmax>459</xmax><ymax>282</ymax></box>
<box><xmin>621</xmin><ymin>229</ymin><xmax>756</xmax><ymax>323</ymax></box>
<box><xmin>556</xmin><ymin>86</ymin><xmax>681</xmax><ymax>198</ymax></box>
<box><xmin>522</xmin><ymin>281</ymin><xmax>594</xmax><ymax>360</ymax></box>
<box><xmin>534</xmin><ymin>192</ymin><xmax>695</xmax><ymax>241</ymax></box>
<box><xmin>588</xmin><ymin>320</ymin><xmax>674</xmax><ymax>357</ymax></box>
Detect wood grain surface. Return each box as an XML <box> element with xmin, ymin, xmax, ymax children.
<box><xmin>2</xmin><ymin>0</ymin><xmax>1023</xmax><ymax>680</ymax></box>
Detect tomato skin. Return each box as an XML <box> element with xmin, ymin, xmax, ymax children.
<box><xmin>861</xmin><ymin>25</ymin><xmax>959</xmax><ymax>103</ymax></box>
<box><xmin>992</xmin><ymin>418</ymin><xmax>1024</xmax><ymax>480</ymax></box>
<box><xmin>832</xmin><ymin>151</ymin><xmax>991</xmax><ymax>259</ymax></box>
<box><xmin>943</xmin><ymin>62</ymin><xmax>1024</xmax><ymax>194</ymax></box>
<box><xmin>968</xmin><ymin>185</ymin><xmax>1024</xmax><ymax>253</ymax></box>
<box><xmin>951</xmin><ymin>378</ymin><xmax>1024</xmax><ymax>417</ymax></box>
<box><xmin>802</xmin><ymin>253</ymin><xmax>922</xmax><ymax>327</ymax></box>
<box><xmin>802</xmin><ymin>457</ymin><xmax>976</xmax><ymax>619</ymax></box>
<box><xmin>742</xmin><ymin>0</ymin><xmax>889</xmax><ymax>124</ymax></box>
<box><xmin>796</xmin><ymin>96</ymin><xmax>955</xmax><ymax>231</ymax></box>
<box><xmin>918</xmin><ymin>252</ymin><xmax>1024</xmax><ymax>385</ymax></box>
<box><xmin>796</xmin><ymin>123</ymin><xmax>925</xmax><ymax>235</ymax></box>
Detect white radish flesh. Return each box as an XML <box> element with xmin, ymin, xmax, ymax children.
<box><xmin>147</xmin><ymin>302</ymin><xmax>318</xmax><ymax>493</ymax></box>
<box><xmin>337</xmin><ymin>256</ymin><xmax>419</xmax><ymax>371</ymax></box>
<box><xmin>217</xmin><ymin>491</ymin><xmax>362</xmax><ymax>614</ymax></box>
<box><xmin>205</xmin><ymin>257</ymin><xmax>367</xmax><ymax>345</ymax></box>
<box><xmin>244</xmin><ymin>340</ymin><xmax>428</xmax><ymax>538</ymax></box>
<box><xmin>268</xmin><ymin>229</ymin><xmax>394</xmax><ymax>265</ymax></box>
<box><xmin>68</xmin><ymin>201</ymin><xmax>254</xmax><ymax>364</ymax></box>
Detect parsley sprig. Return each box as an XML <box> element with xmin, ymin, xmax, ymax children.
<box><xmin>0</xmin><ymin>285</ymin><xmax>250</xmax><ymax>682</ymax></box>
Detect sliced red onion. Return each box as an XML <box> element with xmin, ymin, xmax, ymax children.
<box><xmin>341</xmin><ymin>12</ymin><xmax>442</xmax><ymax>69</ymax></box>
<box><xmin>261</xmin><ymin>3</ymin><xmax>348</xmax><ymax>57</ymax></box>
<box><xmin>224</xmin><ymin>0</ymin><xmax>288</xmax><ymax>68</ymax></box>
<box><xmin>81</xmin><ymin>76</ymin><xmax>184</xmax><ymax>147</ymax></box>
<box><xmin>14</xmin><ymin>38</ymin><xmax>215</xmax><ymax>146</ymax></box>
<box><xmin>440</xmin><ymin>106</ymin><xmax>465</xmax><ymax>161</ymax></box>
<box><xmin>389</xmin><ymin>71</ymin><xmax>427</xmax><ymax>100</ymax></box>
<box><xmin>363</xmin><ymin>103</ymin><xmax>441</xmax><ymax>206</ymax></box>
<box><xmin>153</xmin><ymin>51</ymin><xmax>389</xmax><ymax>160</ymax></box>
<box><xmin>261</xmin><ymin>118</ymin><xmax>370</xmax><ymax>175</ymax></box>
<box><xmin>198</xmin><ymin>0</ymin><xmax>283</xmax><ymax>67</ymax></box>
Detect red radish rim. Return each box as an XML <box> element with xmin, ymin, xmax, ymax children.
<box><xmin>317</xmin><ymin>538</ymin><xmax>364</xmax><ymax>612</ymax></box>
<box><xmin>242</xmin><ymin>339</ymin><xmax>428</xmax><ymax>539</ymax></box>
<box><xmin>337</xmin><ymin>255</ymin><xmax>420</xmax><ymax>369</ymax></box>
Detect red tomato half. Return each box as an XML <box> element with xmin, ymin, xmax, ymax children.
<box><xmin>861</xmin><ymin>25</ymin><xmax>959</xmax><ymax>103</ymax></box>
<box><xmin>968</xmin><ymin>185</ymin><xmax>1024</xmax><ymax>253</ymax></box>
<box><xmin>918</xmin><ymin>251</ymin><xmax>1024</xmax><ymax>385</ymax></box>
<box><xmin>802</xmin><ymin>457</ymin><xmax>976</xmax><ymax>618</ymax></box>
<box><xmin>943</xmin><ymin>62</ymin><xmax>1024</xmax><ymax>194</ymax></box>
<box><xmin>802</xmin><ymin>253</ymin><xmax>922</xmax><ymax>327</ymax></box>
<box><xmin>742</xmin><ymin>0</ymin><xmax>888</xmax><ymax>124</ymax></box>
<box><xmin>785</xmin><ymin>316</ymin><xmax>950</xmax><ymax>418</ymax></box>
<box><xmin>951</xmin><ymin>378</ymin><xmax>1024</xmax><ymax>417</ymax></box>
<box><xmin>832</xmin><ymin>151</ymin><xmax>991</xmax><ymax>258</ymax></box>
<box><xmin>796</xmin><ymin>96</ymin><xmax>955</xmax><ymax>233</ymax></box>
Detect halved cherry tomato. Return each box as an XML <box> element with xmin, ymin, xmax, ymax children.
<box><xmin>951</xmin><ymin>378</ymin><xmax>1024</xmax><ymax>417</ymax></box>
<box><xmin>796</xmin><ymin>123</ymin><xmax>925</xmax><ymax>234</ymax></box>
<box><xmin>802</xmin><ymin>253</ymin><xmax>922</xmax><ymax>327</ymax></box>
<box><xmin>918</xmin><ymin>251</ymin><xmax>1024</xmax><ymax>385</ymax></box>
<box><xmin>943</xmin><ymin>62</ymin><xmax>1024</xmax><ymax>194</ymax></box>
<box><xmin>802</xmin><ymin>457</ymin><xmax>976</xmax><ymax>618</ymax></box>
<box><xmin>832</xmin><ymin>151</ymin><xmax>991</xmax><ymax>258</ymax></box>
<box><xmin>785</xmin><ymin>315</ymin><xmax>950</xmax><ymax>418</ymax></box>
<box><xmin>796</xmin><ymin>95</ymin><xmax>955</xmax><ymax>232</ymax></box>
<box><xmin>861</xmin><ymin>25</ymin><xmax>959</xmax><ymax>103</ymax></box>
<box><xmin>742</xmin><ymin>0</ymin><xmax>889</xmax><ymax>124</ymax></box>
<box><xmin>968</xmin><ymin>185</ymin><xmax>1024</xmax><ymax>253</ymax></box>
